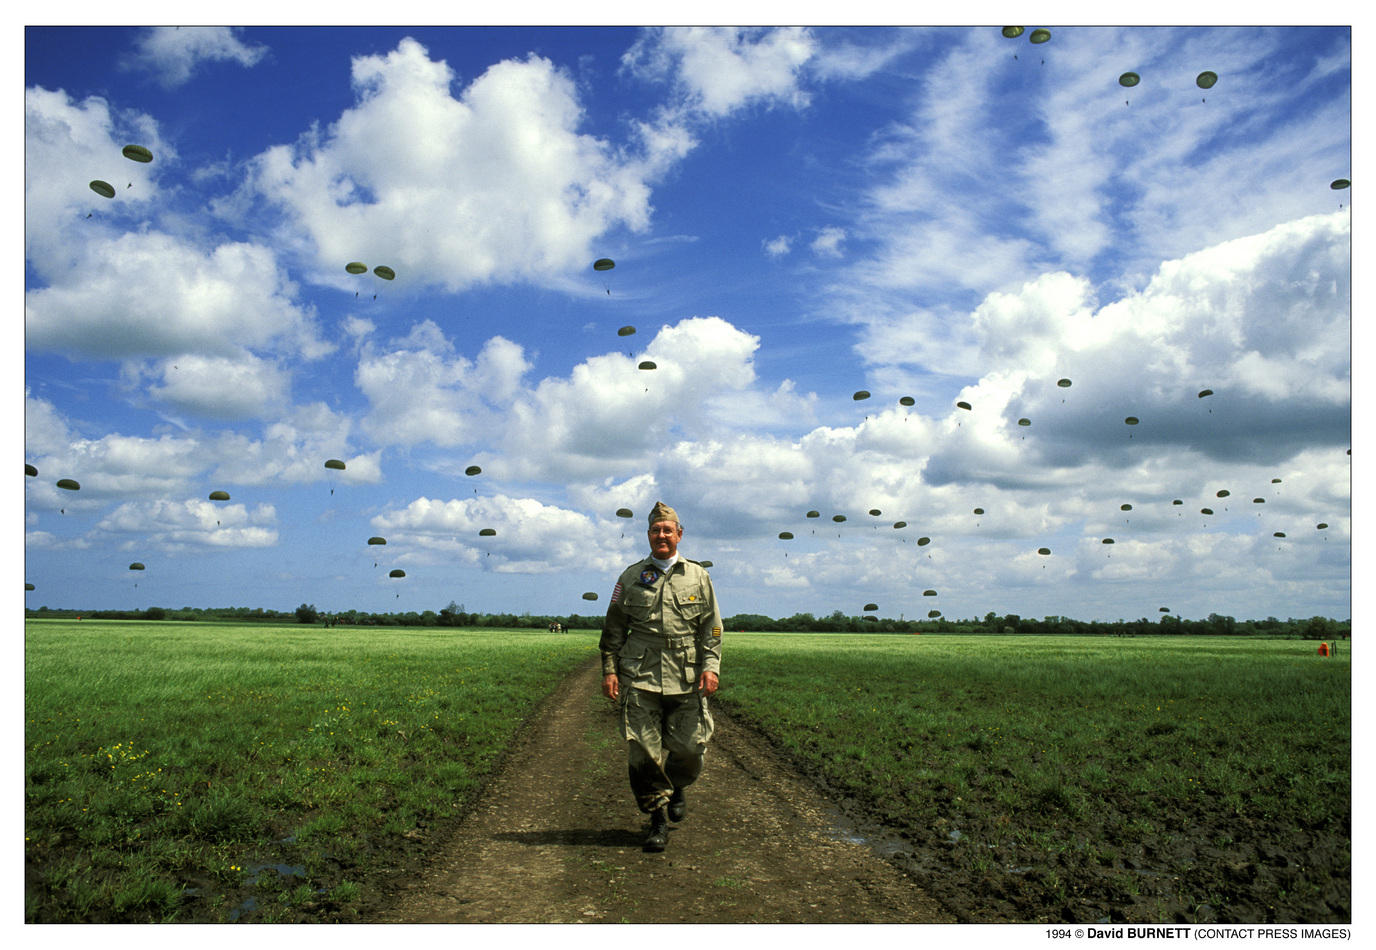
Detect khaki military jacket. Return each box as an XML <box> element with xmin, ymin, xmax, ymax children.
<box><xmin>599</xmin><ymin>556</ymin><xmax>722</xmax><ymax>695</ymax></box>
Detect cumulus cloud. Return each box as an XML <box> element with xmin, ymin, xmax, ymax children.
<box><xmin>144</xmin><ymin>352</ymin><xmax>291</xmax><ymax>420</ymax></box>
<box><xmin>94</xmin><ymin>498</ymin><xmax>278</xmax><ymax>549</ymax></box>
<box><xmin>810</xmin><ymin>226</ymin><xmax>846</xmax><ymax>258</ymax></box>
<box><xmin>249</xmin><ymin>38</ymin><xmax>663</xmax><ymax>293</ymax></box>
<box><xmin>125</xmin><ymin>27</ymin><xmax>268</xmax><ymax>89</ymax></box>
<box><xmin>763</xmin><ymin>235</ymin><xmax>792</xmax><ymax>257</ymax></box>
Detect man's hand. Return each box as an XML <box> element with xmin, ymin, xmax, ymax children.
<box><xmin>698</xmin><ymin>670</ymin><xmax>719</xmax><ymax>696</ymax></box>
<box><xmin>602</xmin><ymin>673</ymin><xmax>620</xmax><ymax>700</ymax></box>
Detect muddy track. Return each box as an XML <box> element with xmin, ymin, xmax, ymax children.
<box><xmin>374</xmin><ymin>657</ymin><xmax>952</xmax><ymax>923</ymax></box>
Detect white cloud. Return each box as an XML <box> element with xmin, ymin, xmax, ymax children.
<box><xmin>810</xmin><ymin>226</ymin><xmax>846</xmax><ymax>258</ymax></box>
<box><xmin>763</xmin><ymin>235</ymin><xmax>792</xmax><ymax>257</ymax></box>
<box><xmin>250</xmin><ymin>38</ymin><xmax>663</xmax><ymax>293</ymax></box>
<box><xmin>145</xmin><ymin>352</ymin><xmax>291</xmax><ymax>420</ymax></box>
<box><xmin>94</xmin><ymin>498</ymin><xmax>278</xmax><ymax>549</ymax></box>
<box><xmin>126</xmin><ymin>27</ymin><xmax>268</xmax><ymax>89</ymax></box>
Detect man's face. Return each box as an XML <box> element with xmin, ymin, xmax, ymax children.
<box><xmin>648</xmin><ymin>520</ymin><xmax>682</xmax><ymax>560</ymax></box>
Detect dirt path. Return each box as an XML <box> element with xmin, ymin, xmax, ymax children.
<box><xmin>376</xmin><ymin>657</ymin><xmax>952</xmax><ymax>923</ymax></box>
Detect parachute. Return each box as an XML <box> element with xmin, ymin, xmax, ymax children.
<box><xmin>899</xmin><ymin>396</ymin><xmax>915</xmax><ymax>406</ymax></box>
<box><xmin>582</xmin><ymin>592</ymin><xmax>599</xmax><ymax>601</ymax></box>
<box><xmin>1056</xmin><ymin>378</ymin><xmax>1072</xmax><ymax>388</ymax></box>
<box><xmin>1172</xmin><ymin>499</ymin><xmax>1183</xmax><ymax>506</ymax></box>
<box><xmin>1316</xmin><ymin>523</ymin><xmax>1329</xmax><ymax>530</ymax></box>
<box><xmin>1037</xmin><ymin>547</ymin><xmax>1051</xmax><ymax>555</ymax></box>
<box><xmin>1253</xmin><ymin>498</ymin><xmax>1265</xmax><ymax>504</ymax></box>
<box><xmin>778</xmin><ymin>531</ymin><xmax>794</xmax><ymax>540</ymax></box>
<box><xmin>593</xmin><ymin>258</ymin><xmax>615</xmax><ymax>271</ymax></box>
<box><xmin>1201</xmin><ymin>508</ymin><xmax>1214</xmax><ymax>515</ymax></box>
<box><xmin>129</xmin><ymin>562</ymin><xmax>145</xmax><ymax>571</ymax></box>
<box><xmin>1119</xmin><ymin>71</ymin><xmax>1140</xmax><ymax>87</ymax></box>
<box><xmin>1198</xmin><ymin>389</ymin><xmax>1214</xmax><ymax>398</ymax></box>
<box><xmin>56</xmin><ymin>478</ymin><xmax>80</xmax><ymax>491</ymax></box>
<box><xmin>324</xmin><ymin>459</ymin><xmax>346</xmax><ymax>471</ymax></box>
<box><xmin>368</xmin><ymin>536</ymin><xmax>387</xmax><ymax>545</ymax></box>
<box><xmin>1196</xmin><ymin>71</ymin><xmax>1218</xmax><ymax>89</ymax></box>
<box><xmin>864</xmin><ymin>602</ymin><xmax>879</xmax><ymax>612</ymax></box>
<box><xmin>927</xmin><ymin>609</ymin><xmax>941</xmax><ymax>618</ymax></box>
<box><xmin>618</xmin><ymin>326</ymin><xmax>636</xmax><ymax>337</ymax></box>
<box><xmin>1102</xmin><ymin>538</ymin><xmax>1115</xmax><ymax>544</ymax></box>
<box><xmin>122</xmin><ymin>144</ymin><xmax>153</xmax><ymax>163</ymax></box>
<box><xmin>465</xmin><ymin>465</ymin><xmax>482</xmax><ymax>476</ymax></box>
<box><xmin>923</xmin><ymin>589</ymin><xmax>938</xmax><ymax>597</ymax></box>
<box><xmin>868</xmin><ymin>509</ymin><xmax>882</xmax><ymax>516</ymax></box>
<box><xmin>346</xmin><ymin>262</ymin><xmax>368</xmax><ymax>274</ymax></box>
<box><xmin>1331</xmin><ymin>179</ymin><xmax>1351</xmax><ymax>190</ymax></box>
<box><xmin>1121</xmin><ymin>504</ymin><xmax>1133</xmax><ymax>511</ymax></box>
<box><xmin>208</xmin><ymin>490</ymin><xmax>230</xmax><ymax>501</ymax></box>
<box><xmin>853</xmin><ymin>390</ymin><xmax>871</xmax><ymax>401</ymax></box>
<box><xmin>1017</xmin><ymin>417</ymin><xmax>1031</xmax><ymax>427</ymax></box>
<box><xmin>806</xmin><ymin>510</ymin><xmax>820</xmax><ymax>518</ymax></box>
<box><xmin>1124</xmin><ymin>416</ymin><xmax>1139</xmax><ymax>425</ymax></box>
<box><xmin>956</xmin><ymin>400</ymin><xmax>972</xmax><ymax>410</ymax></box>
<box><xmin>373</xmin><ymin>266</ymin><xmax>395</xmax><ymax>280</ymax></box>
<box><xmin>1030</xmin><ymin>28</ymin><xmax>1051</xmax><ymax>43</ymax></box>
<box><xmin>89</xmin><ymin>180</ymin><xmax>115</xmax><ymax>199</ymax></box>
<box><xmin>479</xmin><ymin>528</ymin><xmax>497</xmax><ymax>537</ymax></box>
<box><xmin>973</xmin><ymin>507</ymin><xmax>984</xmax><ymax>515</ymax></box>
<box><xmin>1216</xmin><ymin>490</ymin><xmax>1230</xmax><ymax>498</ymax></box>
<box><xmin>917</xmin><ymin>537</ymin><xmax>930</xmax><ymax>546</ymax></box>
<box><xmin>638</xmin><ymin>361</ymin><xmax>657</xmax><ymax>371</ymax></box>
<box><xmin>832</xmin><ymin>515</ymin><xmax>847</xmax><ymax>523</ymax></box>
<box><xmin>26</xmin><ymin>583</ymin><xmax>35</xmax><ymax>591</ymax></box>
<box><xmin>699</xmin><ymin>560</ymin><xmax>713</xmax><ymax>568</ymax></box>
<box><xmin>893</xmin><ymin>521</ymin><xmax>907</xmax><ymax>529</ymax></box>
<box><xmin>25</xmin><ymin>464</ymin><xmax>37</xmax><ymax>477</ymax></box>
<box><xmin>1274</xmin><ymin>532</ymin><xmax>1287</xmax><ymax>538</ymax></box>
<box><xmin>616</xmin><ymin>508</ymin><xmax>633</xmax><ymax>519</ymax></box>
<box><xmin>1271</xmin><ymin>478</ymin><xmax>1282</xmax><ymax>484</ymax></box>
<box><xmin>389</xmin><ymin>569</ymin><xmax>406</xmax><ymax>578</ymax></box>
<box><xmin>1002</xmin><ymin>27</ymin><xmax>1024</xmax><ymax>38</ymax></box>
<box><xmin>1159</xmin><ymin>606</ymin><xmax>1171</xmax><ymax>613</ymax></box>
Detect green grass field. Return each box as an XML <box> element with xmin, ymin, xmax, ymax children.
<box><xmin>24</xmin><ymin>620</ymin><xmax>593</xmax><ymax>922</ymax></box>
<box><xmin>25</xmin><ymin>622</ymin><xmax>1351</xmax><ymax>923</ymax></box>
<box><xmin>713</xmin><ymin>632</ymin><xmax>1351</xmax><ymax>922</ymax></box>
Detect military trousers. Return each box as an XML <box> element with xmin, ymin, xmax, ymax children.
<box><xmin>620</xmin><ymin>686</ymin><xmax>714</xmax><ymax>813</ymax></box>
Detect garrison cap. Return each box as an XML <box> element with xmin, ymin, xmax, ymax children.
<box><xmin>648</xmin><ymin>501</ymin><xmax>680</xmax><ymax>527</ymax></box>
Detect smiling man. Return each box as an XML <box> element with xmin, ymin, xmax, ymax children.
<box><xmin>599</xmin><ymin>501</ymin><xmax>722</xmax><ymax>852</ymax></box>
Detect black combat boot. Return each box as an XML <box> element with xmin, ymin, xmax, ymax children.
<box><xmin>643</xmin><ymin>806</ymin><xmax>669</xmax><ymax>852</ymax></box>
<box><xmin>667</xmin><ymin>786</ymin><xmax>686</xmax><ymax>822</ymax></box>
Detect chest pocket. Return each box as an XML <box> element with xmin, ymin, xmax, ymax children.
<box><xmin>619</xmin><ymin>584</ymin><xmax>658</xmax><ymax>622</ymax></box>
<box><xmin>671</xmin><ymin>584</ymin><xmax>708</xmax><ymax>620</ymax></box>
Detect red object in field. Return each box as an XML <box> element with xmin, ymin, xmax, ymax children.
<box><xmin>1318</xmin><ymin>642</ymin><xmax>1329</xmax><ymax>656</ymax></box>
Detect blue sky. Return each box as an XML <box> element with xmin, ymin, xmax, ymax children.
<box><xmin>21</xmin><ymin>22</ymin><xmax>1353</xmax><ymax>622</ymax></box>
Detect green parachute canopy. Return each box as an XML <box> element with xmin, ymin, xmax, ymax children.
<box><xmin>806</xmin><ymin>510</ymin><xmax>820</xmax><ymax>518</ymax></box>
<box><xmin>899</xmin><ymin>396</ymin><xmax>915</xmax><ymax>406</ymax></box>
<box><xmin>1002</xmin><ymin>27</ymin><xmax>1024</xmax><ymax>38</ymax></box>
<box><xmin>1316</xmin><ymin>523</ymin><xmax>1329</xmax><ymax>530</ymax></box>
<box><xmin>1198</xmin><ymin>388</ymin><xmax>1214</xmax><ymax>398</ymax></box>
<box><xmin>389</xmin><ymin>569</ymin><xmax>406</xmax><ymax>578</ymax></box>
<box><xmin>1056</xmin><ymin>378</ymin><xmax>1072</xmax><ymax>388</ymax></box>
<box><xmin>893</xmin><ymin>521</ymin><xmax>907</xmax><ymax>529</ymax></box>
<box><xmin>1331</xmin><ymin>179</ymin><xmax>1351</xmax><ymax>190</ymax></box>
<box><xmin>25</xmin><ymin>464</ymin><xmax>37</xmax><ymax>477</ymax></box>
<box><xmin>582</xmin><ymin>591</ymin><xmax>599</xmax><ymax>601</ymax></box>
<box><xmin>1037</xmin><ymin>547</ymin><xmax>1051</xmax><ymax>555</ymax></box>
<box><xmin>1274</xmin><ymin>531</ymin><xmax>1286</xmax><ymax>538</ymax></box>
<box><xmin>368</xmin><ymin>536</ymin><xmax>387</xmax><ymax>545</ymax></box>
<box><xmin>208</xmin><ymin>490</ymin><xmax>230</xmax><ymax>501</ymax></box>
<box><xmin>1124</xmin><ymin>416</ymin><xmax>1139</xmax><ymax>425</ymax></box>
<box><xmin>917</xmin><ymin>537</ymin><xmax>930</xmax><ymax>546</ymax></box>
<box><xmin>1030</xmin><ymin>28</ymin><xmax>1051</xmax><ymax>43</ymax></box>
<box><xmin>923</xmin><ymin>589</ymin><xmax>938</xmax><ymax>597</ymax></box>
<box><xmin>373</xmin><ymin>265</ymin><xmax>395</xmax><ymax>280</ymax></box>
<box><xmin>26</xmin><ymin>583</ymin><xmax>35</xmax><ymax>591</ymax></box>
<box><xmin>868</xmin><ymin>509</ymin><xmax>882</xmax><ymax>516</ymax></box>
<box><xmin>1017</xmin><ymin>417</ymin><xmax>1031</xmax><ymax>426</ymax></box>
<box><xmin>973</xmin><ymin>507</ymin><xmax>984</xmax><ymax>515</ymax></box>
<box><xmin>1253</xmin><ymin>497</ymin><xmax>1265</xmax><ymax>504</ymax></box>
<box><xmin>1201</xmin><ymin>508</ymin><xmax>1214</xmax><ymax>515</ymax></box>
<box><xmin>832</xmin><ymin>514</ymin><xmax>847</xmax><ymax>523</ymax></box>
<box><xmin>346</xmin><ymin>261</ymin><xmax>368</xmax><ymax>274</ymax></box>
<box><xmin>853</xmin><ymin>390</ymin><xmax>871</xmax><ymax>400</ymax></box>
<box><xmin>479</xmin><ymin>528</ymin><xmax>497</xmax><ymax>537</ymax></box>
<box><xmin>956</xmin><ymin>400</ymin><xmax>972</xmax><ymax>410</ymax></box>
<box><xmin>928</xmin><ymin>609</ymin><xmax>941</xmax><ymax>618</ymax></box>
<box><xmin>1119</xmin><ymin>72</ymin><xmax>1141</xmax><ymax>87</ymax></box>
<box><xmin>638</xmin><ymin>361</ymin><xmax>657</xmax><ymax>371</ymax></box>
<box><xmin>778</xmin><ymin>531</ymin><xmax>794</xmax><ymax>540</ymax></box>
<box><xmin>1121</xmin><ymin>503</ymin><xmax>1133</xmax><ymax>511</ymax></box>
<box><xmin>1172</xmin><ymin>499</ymin><xmax>1183</xmax><ymax>506</ymax></box>
<box><xmin>864</xmin><ymin>602</ymin><xmax>879</xmax><ymax>612</ymax></box>
<box><xmin>593</xmin><ymin>258</ymin><xmax>615</xmax><ymax>271</ymax></box>
<box><xmin>1216</xmin><ymin>490</ymin><xmax>1230</xmax><ymax>497</ymax></box>
<box><xmin>618</xmin><ymin>326</ymin><xmax>636</xmax><ymax>337</ymax></box>
<box><xmin>699</xmin><ymin>560</ymin><xmax>713</xmax><ymax>568</ymax></box>
<box><xmin>324</xmin><ymin>459</ymin><xmax>346</xmax><ymax>471</ymax></box>
<box><xmin>1160</xmin><ymin>606</ymin><xmax>1171</xmax><ymax>613</ymax></box>
<box><xmin>616</xmin><ymin>508</ymin><xmax>633</xmax><ymax>518</ymax></box>
<box><xmin>122</xmin><ymin>144</ymin><xmax>153</xmax><ymax>162</ymax></box>
<box><xmin>465</xmin><ymin>465</ymin><xmax>482</xmax><ymax>476</ymax></box>
<box><xmin>89</xmin><ymin>180</ymin><xmax>115</xmax><ymax>199</ymax></box>
<box><xmin>56</xmin><ymin>478</ymin><xmax>80</xmax><ymax>491</ymax></box>
<box><xmin>129</xmin><ymin>562</ymin><xmax>145</xmax><ymax>570</ymax></box>
<box><xmin>1102</xmin><ymin>538</ymin><xmax>1115</xmax><ymax>544</ymax></box>
<box><xmin>1196</xmin><ymin>71</ymin><xmax>1218</xmax><ymax>89</ymax></box>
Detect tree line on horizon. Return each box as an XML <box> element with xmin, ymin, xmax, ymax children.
<box><xmin>24</xmin><ymin>602</ymin><xmax>1349</xmax><ymax>639</ymax></box>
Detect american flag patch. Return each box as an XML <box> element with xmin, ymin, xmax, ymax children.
<box><xmin>611</xmin><ymin>581</ymin><xmax>623</xmax><ymax>603</ymax></box>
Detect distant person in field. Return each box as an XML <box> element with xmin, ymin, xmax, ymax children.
<box><xmin>599</xmin><ymin>501</ymin><xmax>722</xmax><ymax>853</ymax></box>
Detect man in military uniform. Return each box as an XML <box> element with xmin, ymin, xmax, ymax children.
<box><xmin>599</xmin><ymin>501</ymin><xmax>722</xmax><ymax>852</ymax></box>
